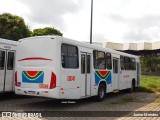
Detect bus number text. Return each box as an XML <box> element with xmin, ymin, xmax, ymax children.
<box><xmin>67</xmin><ymin>76</ymin><xmax>75</xmax><ymax>81</ymax></box>
<box><xmin>39</xmin><ymin>84</ymin><xmax>48</xmax><ymax>88</ymax></box>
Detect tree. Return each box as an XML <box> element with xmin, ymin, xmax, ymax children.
<box><xmin>140</xmin><ymin>56</ymin><xmax>160</xmax><ymax>73</ymax></box>
<box><xmin>32</xmin><ymin>27</ymin><xmax>63</xmax><ymax>36</ymax></box>
<box><xmin>0</xmin><ymin>13</ymin><xmax>31</xmax><ymax>41</ymax></box>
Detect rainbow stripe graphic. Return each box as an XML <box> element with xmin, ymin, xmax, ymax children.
<box><xmin>22</xmin><ymin>71</ymin><xmax>44</xmax><ymax>83</ymax></box>
<box><xmin>95</xmin><ymin>70</ymin><xmax>112</xmax><ymax>85</ymax></box>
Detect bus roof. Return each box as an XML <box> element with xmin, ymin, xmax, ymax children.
<box><xmin>19</xmin><ymin>35</ymin><xmax>139</xmax><ymax>59</ymax></box>
<box><xmin>0</xmin><ymin>38</ymin><xmax>18</xmax><ymax>46</ymax></box>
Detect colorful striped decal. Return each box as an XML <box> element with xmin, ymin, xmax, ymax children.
<box><xmin>23</xmin><ymin>71</ymin><xmax>43</xmax><ymax>80</ymax></box>
<box><xmin>95</xmin><ymin>70</ymin><xmax>112</xmax><ymax>85</ymax></box>
<box><xmin>22</xmin><ymin>71</ymin><xmax>44</xmax><ymax>83</ymax></box>
<box><xmin>95</xmin><ymin>70</ymin><xmax>110</xmax><ymax>79</ymax></box>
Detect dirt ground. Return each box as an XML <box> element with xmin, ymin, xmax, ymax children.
<box><xmin>0</xmin><ymin>91</ymin><xmax>159</xmax><ymax>120</ymax></box>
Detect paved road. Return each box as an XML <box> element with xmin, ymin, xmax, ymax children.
<box><xmin>0</xmin><ymin>91</ymin><xmax>159</xmax><ymax>120</ymax></box>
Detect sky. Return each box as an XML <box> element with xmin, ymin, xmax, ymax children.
<box><xmin>0</xmin><ymin>0</ymin><xmax>160</xmax><ymax>43</ymax></box>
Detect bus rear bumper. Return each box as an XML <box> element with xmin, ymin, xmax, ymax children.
<box><xmin>15</xmin><ymin>87</ymin><xmax>60</xmax><ymax>99</ymax></box>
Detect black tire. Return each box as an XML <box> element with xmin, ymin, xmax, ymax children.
<box><xmin>129</xmin><ymin>81</ymin><xmax>135</xmax><ymax>93</ymax></box>
<box><xmin>97</xmin><ymin>84</ymin><xmax>106</xmax><ymax>102</ymax></box>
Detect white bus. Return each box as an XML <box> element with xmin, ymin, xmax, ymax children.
<box><xmin>0</xmin><ymin>38</ymin><xmax>17</xmax><ymax>93</ymax></box>
<box><xmin>15</xmin><ymin>36</ymin><xmax>140</xmax><ymax>101</ymax></box>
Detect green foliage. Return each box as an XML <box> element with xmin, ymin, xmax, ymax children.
<box><xmin>0</xmin><ymin>13</ymin><xmax>63</xmax><ymax>41</ymax></box>
<box><xmin>140</xmin><ymin>56</ymin><xmax>160</xmax><ymax>73</ymax></box>
<box><xmin>32</xmin><ymin>27</ymin><xmax>63</xmax><ymax>36</ymax></box>
<box><xmin>155</xmin><ymin>96</ymin><xmax>160</xmax><ymax>103</ymax></box>
<box><xmin>0</xmin><ymin>13</ymin><xmax>31</xmax><ymax>41</ymax></box>
<box><xmin>138</xmin><ymin>76</ymin><xmax>160</xmax><ymax>93</ymax></box>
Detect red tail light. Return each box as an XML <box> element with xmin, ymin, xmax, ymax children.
<box><xmin>50</xmin><ymin>72</ymin><xmax>56</xmax><ymax>89</ymax></box>
<box><xmin>15</xmin><ymin>71</ymin><xmax>18</xmax><ymax>86</ymax></box>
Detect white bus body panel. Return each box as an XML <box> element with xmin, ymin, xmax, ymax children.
<box><xmin>0</xmin><ymin>38</ymin><xmax>17</xmax><ymax>93</ymax></box>
<box><xmin>15</xmin><ymin>36</ymin><xmax>140</xmax><ymax>99</ymax></box>
<box><xmin>15</xmin><ymin>36</ymin><xmax>62</xmax><ymax>98</ymax></box>
<box><xmin>60</xmin><ymin>46</ymin><xmax>93</xmax><ymax>99</ymax></box>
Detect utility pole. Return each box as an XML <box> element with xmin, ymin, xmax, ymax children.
<box><xmin>90</xmin><ymin>0</ymin><xmax>93</xmax><ymax>44</ymax></box>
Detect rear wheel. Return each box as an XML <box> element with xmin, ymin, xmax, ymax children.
<box><xmin>129</xmin><ymin>81</ymin><xmax>135</xmax><ymax>93</ymax></box>
<box><xmin>97</xmin><ymin>84</ymin><xmax>106</xmax><ymax>102</ymax></box>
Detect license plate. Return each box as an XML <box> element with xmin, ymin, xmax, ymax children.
<box><xmin>28</xmin><ymin>91</ymin><xmax>35</xmax><ymax>94</ymax></box>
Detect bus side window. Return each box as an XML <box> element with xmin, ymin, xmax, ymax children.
<box><xmin>106</xmin><ymin>53</ymin><xmax>112</xmax><ymax>69</ymax></box>
<box><xmin>113</xmin><ymin>59</ymin><xmax>118</xmax><ymax>73</ymax></box>
<box><xmin>120</xmin><ymin>56</ymin><xmax>124</xmax><ymax>70</ymax></box>
<box><xmin>0</xmin><ymin>51</ymin><xmax>5</xmax><ymax>70</ymax></box>
<box><xmin>61</xmin><ymin>44</ymin><xmax>79</xmax><ymax>69</ymax></box>
<box><xmin>87</xmin><ymin>55</ymin><xmax>90</xmax><ymax>73</ymax></box>
<box><xmin>93</xmin><ymin>50</ymin><xmax>106</xmax><ymax>69</ymax></box>
<box><xmin>130</xmin><ymin>58</ymin><xmax>136</xmax><ymax>70</ymax></box>
<box><xmin>61</xmin><ymin>44</ymin><xmax>67</xmax><ymax>68</ymax></box>
<box><xmin>124</xmin><ymin>57</ymin><xmax>130</xmax><ymax>70</ymax></box>
<box><xmin>7</xmin><ymin>52</ymin><xmax>15</xmax><ymax>70</ymax></box>
<box><xmin>81</xmin><ymin>54</ymin><xmax>85</xmax><ymax>74</ymax></box>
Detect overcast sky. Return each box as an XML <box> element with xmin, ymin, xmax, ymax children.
<box><xmin>0</xmin><ymin>0</ymin><xmax>160</xmax><ymax>43</ymax></box>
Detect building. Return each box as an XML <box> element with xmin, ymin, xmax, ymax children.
<box><xmin>101</xmin><ymin>41</ymin><xmax>160</xmax><ymax>56</ymax></box>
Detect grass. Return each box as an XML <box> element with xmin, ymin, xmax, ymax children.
<box><xmin>109</xmin><ymin>76</ymin><xmax>160</xmax><ymax>105</ymax></box>
<box><xmin>155</xmin><ymin>96</ymin><xmax>160</xmax><ymax>103</ymax></box>
<box><xmin>110</xmin><ymin>97</ymin><xmax>140</xmax><ymax>104</ymax></box>
<box><xmin>138</xmin><ymin>76</ymin><xmax>160</xmax><ymax>93</ymax></box>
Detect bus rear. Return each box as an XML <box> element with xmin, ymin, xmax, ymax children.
<box><xmin>15</xmin><ymin>36</ymin><xmax>62</xmax><ymax>98</ymax></box>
